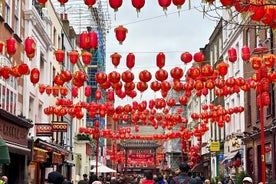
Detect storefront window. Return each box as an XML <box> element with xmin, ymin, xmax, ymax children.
<box><xmin>265</xmin><ymin>143</ymin><xmax>272</xmax><ymax>183</ymax></box>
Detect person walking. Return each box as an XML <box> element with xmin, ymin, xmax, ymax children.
<box><xmin>79</xmin><ymin>174</ymin><xmax>89</xmax><ymax>184</ymax></box>
<box><xmin>141</xmin><ymin>170</ymin><xmax>155</xmax><ymax>184</ymax></box>
<box><xmin>169</xmin><ymin>163</ymin><xmax>191</xmax><ymax>184</ymax></box>
<box><xmin>242</xmin><ymin>177</ymin><xmax>253</xmax><ymax>184</ymax></box>
<box><xmin>0</xmin><ymin>176</ymin><xmax>8</xmax><ymax>184</ymax></box>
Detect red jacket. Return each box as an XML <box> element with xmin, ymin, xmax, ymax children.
<box><xmin>141</xmin><ymin>180</ymin><xmax>155</xmax><ymax>184</ymax></box>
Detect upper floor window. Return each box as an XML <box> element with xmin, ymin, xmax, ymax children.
<box><xmin>14</xmin><ymin>0</ymin><xmax>20</xmax><ymax>35</ymax></box>
<box><xmin>5</xmin><ymin>0</ymin><xmax>11</xmax><ymax>25</ymax></box>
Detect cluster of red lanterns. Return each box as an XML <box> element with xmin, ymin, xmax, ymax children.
<box><xmin>0</xmin><ymin>63</ymin><xmax>30</xmax><ymax>80</ymax></box>
<box><xmin>187</xmin><ymin>145</ymin><xmax>201</xmax><ymax>168</ymax></box>
<box><xmin>219</xmin><ymin>0</ymin><xmax>276</xmax><ymax>28</ymax></box>
<box><xmin>191</xmin><ymin>104</ymin><xmax>244</xmax><ymax>127</ymax></box>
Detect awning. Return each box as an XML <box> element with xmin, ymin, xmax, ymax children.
<box><xmin>0</xmin><ymin>136</ymin><xmax>10</xmax><ymax>164</ymax></box>
<box><xmin>221</xmin><ymin>151</ymin><xmax>239</xmax><ymax>163</ymax></box>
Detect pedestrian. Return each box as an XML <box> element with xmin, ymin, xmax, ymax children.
<box><xmin>0</xmin><ymin>176</ymin><xmax>8</xmax><ymax>184</ymax></box>
<box><xmin>79</xmin><ymin>174</ymin><xmax>89</xmax><ymax>184</ymax></box>
<box><xmin>242</xmin><ymin>177</ymin><xmax>253</xmax><ymax>184</ymax></box>
<box><xmin>141</xmin><ymin>170</ymin><xmax>155</xmax><ymax>184</ymax></box>
<box><xmin>169</xmin><ymin>163</ymin><xmax>191</xmax><ymax>184</ymax></box>
<box><xmin>204</xmin><ymin>179</ymin><xmax>210</xmax><ymax>184</ymax></box>
<box><xmin>48</xmin><ymin>171</ymin><xmax>65</xmax><ymax>184</ymax></box>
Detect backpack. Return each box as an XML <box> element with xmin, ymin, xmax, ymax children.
<box><xmin>172</xmin><ymin>177</ymin><xmax>190</xmax><ymax>184</ymax></box>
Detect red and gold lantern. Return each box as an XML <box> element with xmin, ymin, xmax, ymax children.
<box><xmin>114</xmin><ymin>25</ymin><xmax>128</xmax><ymax>44</ymax></box>
<box><xmin>193</xmin><ymin>51</ymin><xmax>206</xmax><ymax>63</ymax></box>
<box><xmin>30</xmin><ymin>68</ymin><xmax>40</xmax><ymax>85</ymax></box>
<box><xmin>109</xmin><ymin>0</ymin><xmax>123</xmax><ymax>12</ymax></box>
<box><xmin>111</xmin><ymin>52</ymin><xmax>121</xmax><ymax>67</ymax></box>
<box><xmin>228</xmin><ymin>47</ymin><xmax>237</xmax><ymax>63</ymax></box>
<box><xmin>95</xmin><ymin>89</ymin><xmax>102</xmax><ymax>100</ymax></box>
<box><xmin>54</xmin><ymin>49</ymin><xmax>65</xmax><ymax>63</ymax></box>
<box><xmin>216</xmin><ymin>61</ymin><xmax>229</xmax><ymax>77</ymax></box>
<box><xmin>68</xmin><ymin>50</ymin><xmax>79</xmax><ymax>64</ymax></box>
<box><xmin>18</xmin><ymin>63</ymin><xmax>30</xmax><ymax>75</ymax></box>
<box><xmin>131</xmin><ymin>0</ymin><xmax>145</xmax><ymax>13</ymax></box>
<box><xmin>126</xmin><ymin>53</ymin><xmax>135</xmax><ymax>70</ymax></box>
<box><xmin>24</xmin><ymin>37</ymin><xmax>36</xmax><ymax>60</ymax></box>
<box><xmin>71</xmin><ymin>86</ymin><xmax>78</xmax><ymax>98</ymax></box>
<box><xmin>6</xmin><ymin>37</ymin><xmax>17</xmax><ymax>57</ymax></box>
<box><xmin>85</xmin><ymin>86</ymin><xmax>92</xmax><ymax>97</ymax></box>
<box><xmin>158</xmin><ymin>0</ymin><xmax>172</xmax><ymax>12</ymax></box>
<box><xmin>241</xmin><ymin>46</ymin><xmax>250</xmax><ymax>62</ymax></box>
<box><xmin>95</xmin><ymin>71</ymin><xmax>107</xmax><ymax>84</ymax></box>
<box><xmin>79</xmin><ymin>31</ymin><xmax>89</xmax><ymax>50</ymax></box>
<box><xmin>84</xmin><ymin>0</ymin><xmax>96</xmax><ymax>8</ymax></box>
<box><xmin>81</xmin><ymin>51</ymin><xmax>92</xmax><ymax>65</ymax></box>
<box><xmin>88</xmin><ymin>31</ymin><xmax>98</xmax><ymax>49</ymax></box>
<box><xmin>156</xmin><ymin>52</ymin><xmax>165</xmax><ymax>68</ymax></box>
<box><xmin>139</xmin><ymin>70</ymin><xmax>152</xmax><ymax>83</ymax></box>
<box><xmin>181</xmin><ymin>51</ymin><xmax>193</xmax><ymax>64</ymax></box>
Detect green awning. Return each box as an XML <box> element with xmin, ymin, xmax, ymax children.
<box><xmin>0</xmin><ymin>136</ymin><xmax>10</xmax><ymax>164</ymax></box>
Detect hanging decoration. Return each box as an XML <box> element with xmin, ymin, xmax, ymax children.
<box><xmin>156</xmin><ymin>52</ymin><xmax>166</xmax><ymax>68</ymax></box>
<box><xmin>114</xmin><ymin>25</ymin><xmax>128</xmax><ymax>44</ymax></box>
<box><xmin>81</xmin><ymin>51</ymin><xmax>92</xmax><ymax>65</ymax></box>
<box><xmin>24</xmin><ymin>37</ymin><xmax>36</xmax><ymax>60</ymax></box>
<box><xmin>131</xmin><ymin>0</ymin><xmax>145</xmax><ymax>16</ymax></box>
<box><xmin>68</xmin><ymin>50</ymin><xmax>79</xmax><ymax>64</ymax></box>
<box><xmin>109</xmin><ymin>0</ymin><xmax>123</xmax><ymax>12</ymax></box>
<box><xmin>88</xmin><ymin>31</ymin><xmax>98</xmax><ymax>49</ymax></box>
<box><xmin>30</xmin><ymin>68</ymin><xmax>40</xmax><ymax>85</ymax></box>
<box><xmin>158</xmin><ymin>0</ymin><xmax>172</xmax><ymax>15</ymax></box>
<box><xmin>6</xmin><ymin>37</ymin><xmax>17</xmax><ymax>57</ymax></box>
<box><xmin>54</xmin><ymin>49</ymin><xmax>65</xmax><ymax>63</ymax></box>
<box><xmin>126</xmin><ymin>53</ymin><xmax>135</xmax><ymax>70</ymax></box>
<box><xmin>84</xmin><ymin>0</ymin><xmax>96</xmax><ymax>8</ymax></box>
<box><xmin>110</xmin><ymin>52</ymin><xmax>122</xmax><ymax>68</ymax></box>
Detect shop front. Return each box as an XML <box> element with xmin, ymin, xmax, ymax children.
<box><xmin>0</xmin><ymin>109</ymin><xmax>33</xmax><ymax>184</ymax></box>
<box><xmin>28</xmin><ymin>138</ymin><xmax>72</xmax><ymax>184</ymax></box>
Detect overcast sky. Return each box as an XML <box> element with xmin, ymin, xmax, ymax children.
<box><xmin>105</xmin><ymin>1</ymin><xmax>218</xmax><ymax>106</ymax></box>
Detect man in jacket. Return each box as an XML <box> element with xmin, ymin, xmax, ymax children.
<box><xmin>170</xmin><ymin>163</ymin><xmax>191</xmax><ymax>184</ymax></box>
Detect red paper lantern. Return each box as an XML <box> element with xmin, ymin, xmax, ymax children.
<box><xmin>55</xmin><ymin>49</ymin><xmax>65</xmax><ymax>63</ymax></box>
<box><xmin>81</xmin><ymin>51</ymin><xmax>92</xmax><ymax>65</ymax></box>
<box><xmin>59</xmin><ymin>86</ymin><xmax>68</xmax><ymax>96</ymax></box>
<box><xmin>114</xmin><ymin>25</ymin><xmax>128</xmax><ymax>44</ymax></box>
<box><xmin>122</xmin><ymin>70</ymin><xmax>134</xmax><ymax>83</ymax></box>
<box><xmin>228</xmin><ymin>47</ymin><xmax>237</xmax><ymax>63</ymax></box>
<box><xmin>216</xmin><ymin>61</ymin><xmax>229</xmax><ymax>77</ymax></box>
<box><xmin>136</xmin><ymin>81</ymin><xmax>148</xmax><ymax>92</ymax></box>
<box><xmin>79</xmin><ymin>31</ymin><xmax>89</xmax><ymax>50</ymax></box>
<box><xmin>88</xmin><ymin>31</ymin><xmax>98</xmax><ymax>49</ymax></box>
<box><xmin>18</xmin><ymin>63</ymin><xmax>30</xmax><ymax>75</ymax></box>
<box><xmin>108</xmin><ymin>71</ymin><xmax>121</xmax><ymax>83</ymax></box>
<box><xmin>54</xmin><ymin>75</ymin><xmax>64</xmax><ymax>86</ymax></box>
<box><xmin>139</xmin><ymin>70</ymin><xmax>152</xmax><ymax>83</ymax></box>
<box><xmin>172</xmin><ymin>0</ymin><xmax>185</xmax><ymax>10</ymax></box>
<box><xmin>111</xmin><ymin>52</ymin><xmax>121</xmax><ymax>67</ymax></box>
<box><xmin>72</xmin><ymin>86</ymin><xmax>78</xmax><ymax>98</ymax></box>
<box><xmin>220</xmin><ymin>0</ymin><xmax>234</xmax><ymax>8</ymax></box>
<box><xmin>39</xmin><ymin>84</ymin><xmax>46</xmax><ymax>94</ymax></box>
<box><xmin>60</xmin><ymin>70</ymin><xmax>72</xmax><ymax>82</ymax></box>
<box><xmin>58</xmin><ymin>0</ymin><xmax>68</xmax><ymax>5</ymax></box>
<box><xmin>131</xmin><ymin>0</ymin><xmax>145</xmax><ymax>13</ymax></box>
<box><xmin>85</xmin><ymin>86</ymin><xmax>91</xmax><ymax>97</ymax></box>
<box><xmin>126</xmin><ymin>53</ymin><xmax>135</xmax><ymax>70</ymax></box>
<box><xmin>170</xmin><ymin>67</ymin><xmax>183</xmax><ymax>80</ymax></box>
<box><xmin>156</xmin><ymin>52</ymin><xmax>166</xmax><ymax>68</ymax></box>
<box><xmin>37</xmin><ymin>0</ymin><xmax>48</xmax><ymax>5</ymax></box>
<box><xmin>68</xmin><ymin>50</ymin><xmax>79</xmax><ymax>64</ymax></box>
<box><xmin>109</xmin><ymin>0</ymin><xmax>123</xmax><ymax>12</ymax></box>
<box><xmin>150</xmin><ymin>81</ymin><xmax>161</xmax><ymax>92</ymax></box>
<box><xmin>263</xmin><ymin>53</ymin><xmax>276</xmax><ymax>68</ymax></box>
<box><xmin>6</xmin><ymin>37</ymin><xmax>17</xmax><ymax>57</ymax></box>
<box><xmin>95</xmin><ymin>89</ymin><xmax>102</xmax><ymax>100</ymax></box>
<box><xmin>158</xmin><ymin>0</ymin><xmax>172</xmax><ymax>12</ymax></box>
<box><xmin>24</xmin><ymin>37</ymin><xmax>36</xmax><ymax>60</ymax></box>
<box><xmin>95</xmin><ymin>71</ymin><xmax>107</xmax><ymax>84</ymax></box>
<box><xmin>250</xmin><ymin>56</ymin><xmax>262</xmax><ymax>70</ymax></box>
<box><xmin>201</xmin><ymin>64</ymin><xmax>214</xmax><ymax>77</ymax></box>
<box><xmin>193</xmin><ymin>51</ymin><xmax>206</xmax><ymax>63</ymax></box>
<box><xmin>10</xmin><ymin>66</ymin><xmax>21</xmax><ymax>78</ymax></box>
<box><xmin>0</xmin><ymin>41</ymin><xmax>4</xmax><ymax>53</ymax></box>
<box><xmin>84</xmin><ymin>0</ymin><xmax>96</xmax><ymax>8</ymax></box>
<box><xmin>30</xmin><ymin>68</ymin><xmax>40</xmax><ymax>85</ymax></box>
<box><xmin>181</xmin><ymin>52</ymin><xmax>193</xmax><ymax>64</ymax></box>
<box><xmin>241</xmin><ymin>46</ymin><xmax>250</xmax><ymax>62</ymax></box>
<box><xmin>155</xmin><ymin>68</ymin><xmax>168</xmax><ymax>82</ymax></box>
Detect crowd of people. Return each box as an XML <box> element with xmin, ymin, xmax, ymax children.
<box><xmin>46</xmin><ymin>163</ymin><xmax>254</xmax><ymax>184</ymax></box>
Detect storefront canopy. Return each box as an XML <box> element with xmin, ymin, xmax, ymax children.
<box><xmin>0</xmin><ymin>136</ymin><xmax>10</xmax><ymax>164</ymax></box>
